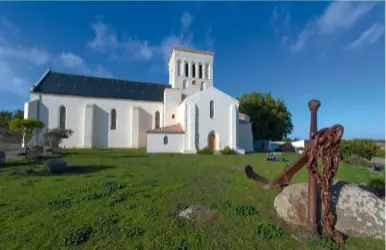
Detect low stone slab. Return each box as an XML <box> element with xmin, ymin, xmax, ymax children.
<box><xmin>178</xmin><ymin>205</ymin><xmax>219</xmax><ymax>224</ymax></box>
<box><xmin>0</xmin><ymin>151</ymin><xmax>5</xmax><ymax>164</ymax></box>
<box><xmin>274</xmin><ymin>182</ymin><xmax>385</xmax><ymax>240</ymax></box>
<box><xmin>45</xmin><ymin>159</ymin><xmax>68</xmax><ymax>174</ymax></box>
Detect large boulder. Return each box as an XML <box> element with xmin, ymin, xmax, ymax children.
<box><xmin>45</xmin><ymin>159</ymin><xmax>68</xmax><ymax>174</ymax></box>
<box><xmin>274</xmin><ymin>182</ymin><xmax>385</xmax><ymax>240</ymax></box>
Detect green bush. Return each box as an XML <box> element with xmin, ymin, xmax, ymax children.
<box><xmin>220</xmin><ymin>146</ymin><xmax>236</xmax><ymax>155</ymax></box>
<box><xmin>255</xmin><ymin>222</ymin><xmax>287</xmax><ymax>239</ymax></box>
<box><xmin>197</xmin><ymin>147</ymin><xmax>213</xmax><ymax>155</ymax></box>
<box><xmin>43</xmin><ymin>128</ymin><xmax>74</xmax><ymax>148</ymax></box>
<box><xmin>340</xmin><ymin>139</ymin><xmax>379</xmax><ymax>166</ymax></box>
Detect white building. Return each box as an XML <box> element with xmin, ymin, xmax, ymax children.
<box><xmin>24</xmin><ymin>47</ymin><xmax>254</xmax><ymax>154</ymax></box>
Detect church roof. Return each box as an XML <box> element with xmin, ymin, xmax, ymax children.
<box><xmin>31</xmin><ymin>70</ymin><xmax>170</xmax><ymax>102</ymax></box>
<box><xmin>147</xmin><ymin>123</ymin><xmax>184</xmax><ymax>134</ymax></box>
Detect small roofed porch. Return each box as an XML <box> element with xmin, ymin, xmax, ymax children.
<box><xmin>146</xmin><ymin>123</ymin><xmax>185</xmax><ymax>153</ymax></box>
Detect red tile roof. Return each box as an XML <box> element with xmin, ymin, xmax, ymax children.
<box><xmin>239</xmin><ymin>113</ymin><xmax>249</xmax><ymax>117</ymax></box>
<box><xmin>147</xmin><ymin>123</ymin><xmax>184</xmax><ymax>133</ymax></box>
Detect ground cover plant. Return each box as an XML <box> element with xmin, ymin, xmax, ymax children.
<box><xmin>0</xmin><ymin>149</ymin><xmax>384</xmax><ymax>249</ymax></box>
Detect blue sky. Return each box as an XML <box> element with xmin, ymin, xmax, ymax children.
<box><xmin>0</xmin><ymin>2</ymin><xmax>384</xmax><ymax>140</ymax></box>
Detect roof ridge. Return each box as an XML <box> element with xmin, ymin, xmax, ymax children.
<box><xmin>50</xmin><ymin>70</ymin><xmax>168</xmax><ymax>86</ymax></box>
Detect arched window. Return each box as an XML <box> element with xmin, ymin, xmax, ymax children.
<box><xmin>205</xmin><ymin>64</ymin><xmax>209</xmax><ymax>79</ymax></box>
<box><xmin>155</xmin><ymin>111</ymin><xmax>160</xmax><ymax>129</ymax></box>
<box><xmin>210</xmin><ymin>100</ymin><xmax>214</xmax><ymax>119</ymax></box>
<box><xmin>183</xmin><ymin>79</ymin><xmax>188</xmax><ymax>89</ymax></box>
<box><xmin>163</xmin><ymin>136</ymin><xmax>168</xmax><ymax>145</ymax></box>
<box><xmin>110</xmin><ymin>109</ymin><xmax>117</xmax><ymax>130</ymax></box>
<box><xmin>185</xmin><ymin>63</ymin><xmax>189</xmax><ymax>77</ymax></box>
<box><xmin>192</xmin><ymin>64</ymin><xmax>196</xmax><ymax>78</ymax></box>
<box><xmin>199</xmin><ymin>64</ymin><xmax>203</xmax><ymax>78</ymax></box>
<box><xmin>59</xmin><ymin>105</ymin><xmax>66</xmax><ymax>129</ymax></box>
<box><xmin>201</xmin><ymin>82</ymin><xmax>206</xmax><ymax>91</ymax></box>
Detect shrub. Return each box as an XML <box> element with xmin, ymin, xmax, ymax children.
<box><xmin>43</xmin><ymin>128</ymin><xmax>74</xmax><ymax>148</ymax></box>
<box><xmin>197</xmin><ymin>147</ymin><xmax>213</xmax><ymax>155</ymax></box>
<box><xmin>59</xmin><ymin>225</ymin><xmax>93</xmax><ymax>246</ymax></box>
<box><xmin>233</xmin><ymin>204</ymin><xmax>258</xmax><ymax>216</ymax></box>
<box><xmin>255</xmin><ymin>222</ymin><xmax>287</xmax><ymax>239</ymax></box>
<box><xmin>220</xmin><ymin>146</ymin><xmax>236</xmax><ymax>155</ymax></box>
<box><xmin>340</xmin><ymin>139</ymin><xmax>378</xmax><ymax>166</ymax></box>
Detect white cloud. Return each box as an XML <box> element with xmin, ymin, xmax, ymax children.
<box><xmin>0</xmin><ymin>45</ymin><xmax>51</xmax><ymax>65</ymax></box>
<box><xmin>345</xmin><ymin>23</ymin><xmax>384</xmax><ymax>50</ymax></box>
<box><xmin>0</xmin><ymin>16</ymin><xmax>19</xmax><ymax>35</ymax></box>
<box><xmin>290</xmin><ymin>1</ymin><xmax>378</xmax><ymax>53</ymax></box>
<box><xmin>0</xmin><ymin>60</ymin><xmax>29</xmax><ymax>97</ymax></box>
<box><xmin>57</xmin><ymin>52</ymin><xmax>113</xmax><ymax>78</ymax></box>
<box><xmin>88</xmin><ymin>11</ymin><xmax>214</xmax><ymax>68</ymax></box>
<box><xmin>271</xmin><ymin>6</ymin><xmax>291</xmax><ymax>30</ymax></box>
<box><xmin>181</xmin><ymin>12</ymin><xmax>194</xmax><ymax>30</ymax></box>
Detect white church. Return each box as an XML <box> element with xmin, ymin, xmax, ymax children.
<box><xmin>24</xmin><ymin>47</ymin><xmax>254</xmax><ymax>154</ymax></box>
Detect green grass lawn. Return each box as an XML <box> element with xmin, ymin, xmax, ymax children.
<box><xmin>0</xmin><ymin>149</ymin><xmax>384</xmax><ymax>250</ymax></box>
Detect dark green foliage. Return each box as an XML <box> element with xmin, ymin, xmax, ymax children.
<box><xmin>21</xmin><ymin>179</ymin><xmax>39</xmax><ymax>186</ymax></box>
<box><xmin>233</xmin><ymin>204</ymin><xmax>258</xmax><ymax>216</ymax></box>
<box><xmin>220</xmin><ymin>146</ymin><xmax>237</xmax><ymax>155</ymax></box>
<box><xmin>109</xmin><ymin>192</ymin><xmax>129</xmax><ymax>205</ymax></box>
<box><xmin>375</xmin><ymin>147</ymin><xmax>385</xmax><ymax>158</ymax></box>
<box><xmin>141</xmin><ymin>179</ymin><xmax>158</xmax><ymax>187</ymax></box>
<box><xmin>59</xmin><ymin>225</ymin><xmax>93</xmax><ymax>246</ymax></box>
<box><xmin>123</xmin><ymin>226</ymin><xmax>145</xmax><ymax>238</ymax></box>
<box><xmin>144</xmin><ymin>208</ymin><xmax>158</xmax><ymax>217</ymax></box>
<box><xmin>197</xmin><ymin>147</ymin><xmax>213</xmax><ymax>155</ymax></box>
<box><xmin>255</xmin><ymin>222</ymin><xmax>287</xmax><ymax>239</ymax></box>
<box><xmin>96</xmin><ymin>214</ymin><xmax>119</xmax><ymax>226</ymax></box>
<box><xmin>309</xmin><ymin>236</ymin><xmax>340</xmax><ymax>250</ymax></box>
<box><xmin>340</xmin><ymin>139</ymin><xmax>379</xmax><ymax>165</ymax></box>
<box><xmin>172</xmin><ymin>239</ymin><xmax>189</xmax><ymax>250</ymax></box>
<box><xmin>47</xmin><ymin>199</ymin><xmax>75</xmax><ymax>209</ymax></box>
<box><xmin>101</xmin><ymin>181</ymin><xmax>125</xmax><ymax>195</ymax></box>
<box><xmin>126</xmin><ymin>203</ymin><xmax>137</xmax><ymax>209</ymax></box>
<box><xmin>238</xmin><ymin>92</ymin><xmax>293</xmax><ymax>140</ymax></box>
<box><xmin>83</xmin><ymin>193</ymin><xmax>103</xmax><ymax>201</ymax></box>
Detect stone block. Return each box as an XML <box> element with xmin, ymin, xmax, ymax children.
<box><xmin>45</xmin><ymin>159</ymin><xmax>68</xmax><ymax>174</ymax></box>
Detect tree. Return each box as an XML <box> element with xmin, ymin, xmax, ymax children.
<box><xmin>9</xmin><ymin>118</ymin><xmax>44</xmax><ymax>150</ymax></box>
<box><xmin>0</xmin><ymin>111</ymin><xmax>13</xmax><ymax>129</ymax></box>
<box><xmin>238</xmin><ymin>92</ymin><xmax>293</xmax><ymax>140</ymax></box>
<box><xmin>13</xmin><ymin>109</ymin><xmax>24</xmax><ymax>119</ymax></box>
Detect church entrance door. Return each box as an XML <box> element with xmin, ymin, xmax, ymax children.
<box><xmin>208</xmin><ymin>132</ymin><xmax>216</xmax><ymax>151</ymax></box>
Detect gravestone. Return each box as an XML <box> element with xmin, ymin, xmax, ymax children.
<box><xmin>45</xmin><ymin>159</ymin><xmax>68</xmax><ymax>174</ymax></box>
<box><xmin>0</xmin><ymin>151</ymin><xmax>5</xmax><ymax>164</ymax></box>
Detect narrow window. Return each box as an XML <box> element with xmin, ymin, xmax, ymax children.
<box><xmin>199</xmin><ymin>64</ymin><xmax>203</xmax><ymax>78</ymax></box>
<box><xmin>185</xmin><ymin>63</ymin><xmax>189</xmax><ymax>77</ymax></box>
<box><xmin>110</xmin><ymin>109</ymin><xmax>117</xmax><ymax>130</ymax></box>
<box><xmin>183</xmin><ymin>80</ymin><xmax>187</xmax><ymax>89</ymax></box>
<box><xmin>172</xmin><ymin>114</ymin><xmax>175</xmax><ymax>119</ymax></box>
<box><xmin>192</xmin><ymin>64</ymin><xmax>196</xmax><ymax>78</ymax></box>
<box><xmin>210</xmin><ymin>100</ymin><xmax>214</xmax><ymax>119</ymax></box>
<box><xmin>59</xmin><ymin>105</ymin><xmax>66</xmax><ymax>129</ymax></box>
<box><xmin>155</xmin><ymin>111</ymin><xmax>160</xmax><ymax>129</ymax></box>
<box><xmin>205</xmin><ymin>64</ymin><xmax>209</xmax><ymax>79</ymax></box>
<box><xmin>163</xmin><ymin>136</ymin><xmax>168</xmax><ymax>145</ymax></box>
<box><xmin>177</xmin><ymin>60</ymin><xmax>181</xmax><ymax>76</ymax></box>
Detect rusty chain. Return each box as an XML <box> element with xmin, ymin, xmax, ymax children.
<box><xmin>307</xmin><ymin>124</ymin><xmax>344</xmax><ymax>244</ymax></box>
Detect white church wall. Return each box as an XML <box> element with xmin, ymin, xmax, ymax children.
<box><xmin>34</xmin><ymin>93</ymin><xmax>163</xmax><ymax>148</ymax></box>
<box><xmin>146</xmin><ymin>133</ymin><xmax>184</xmax><ymax>153</ymax></box>
<box><xmin>178</xmin><ymin>100</ymin><xmax>187</xmax><ymax>130</ymax></box>
<box><xmin>238</xmin><ymin>122</ymin><xmax>254</xmax><ymax>152</ymax></box>
<box><xmin>163</xmin><ymin>89</ymin><xmax>182</xmax><ymax>127</ymax></box>
<box><xmin>186</xmin><ymin>87</ymin><xmax>239</xmax><ymax>151</ymax></box>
